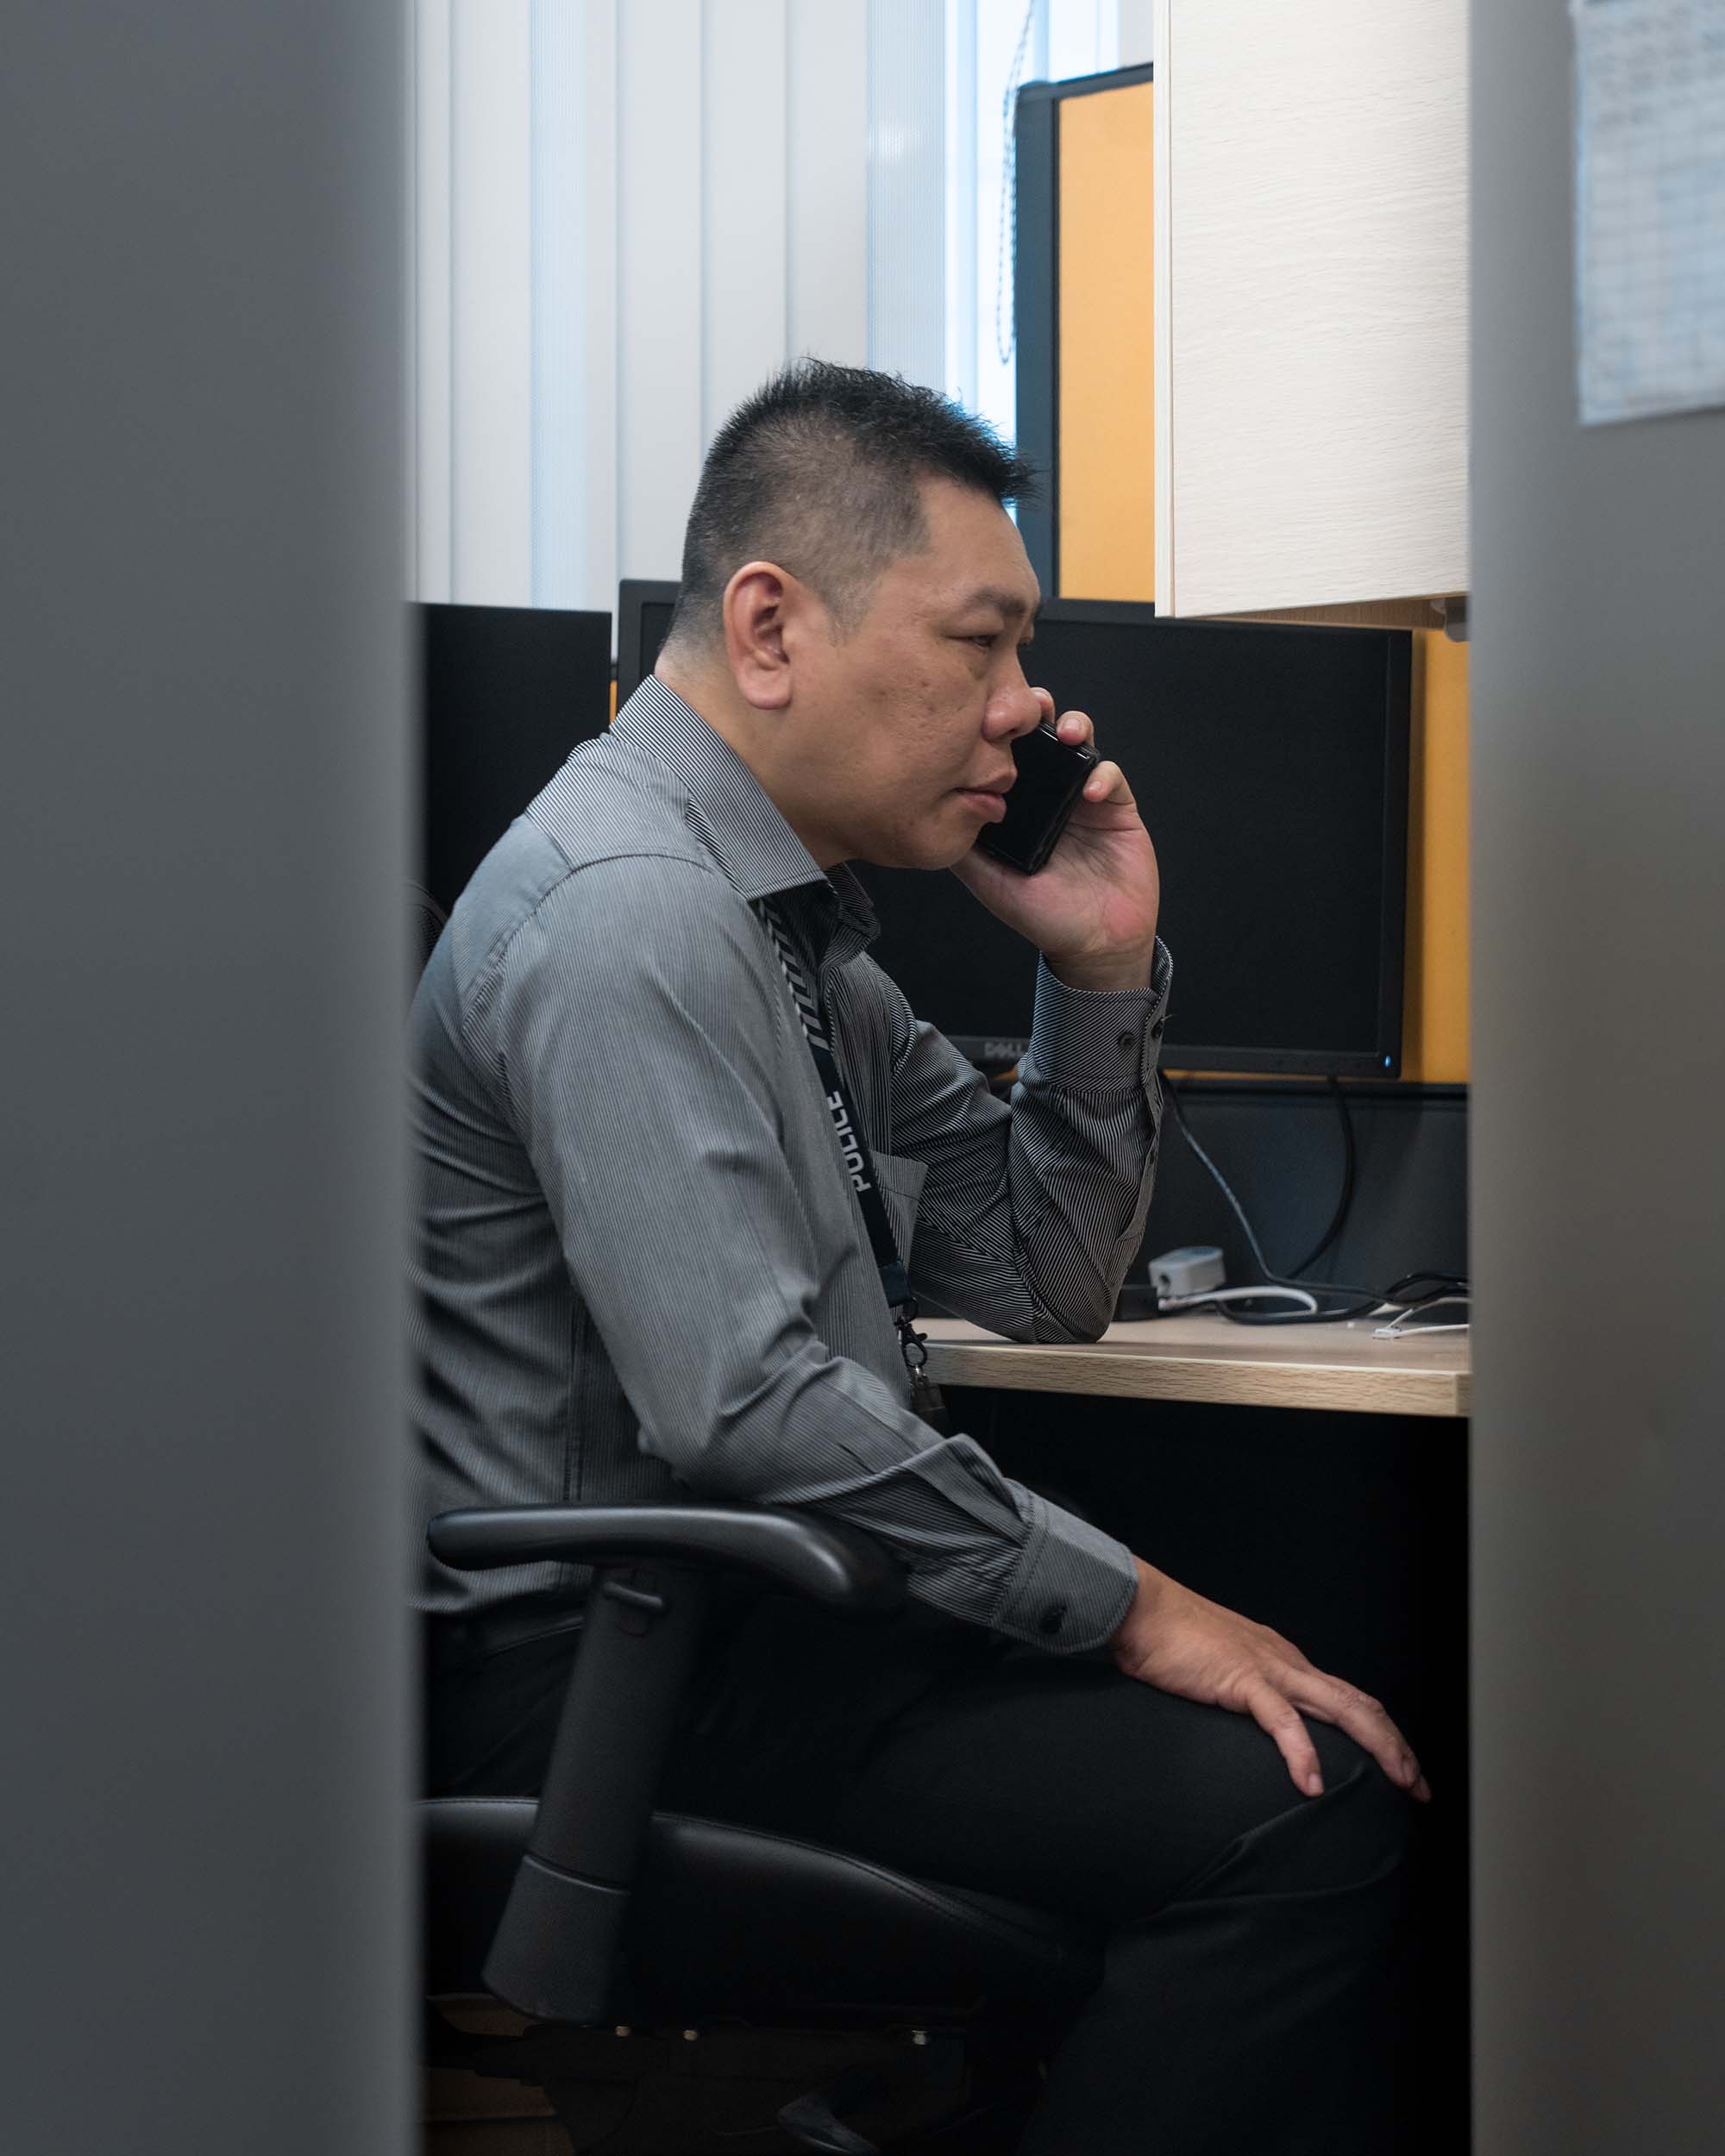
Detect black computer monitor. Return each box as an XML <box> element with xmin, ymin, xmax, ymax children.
<box><xmin>614</xmin><ymin>588</ymin><xmax>1410</xmax><ymax>1079</ymax></box>
<box><xmin>617</xmin><ymin>580</ymin><xmax>680</xmax><ymax>706</ymax></box>
<box><xmin>417</xmin><ymin>602</ymin><xmax>613</xmax><ymax>916</ymax></box>
<box><xmin>869</xmin><ymin>603</ymin><xmax>1410</xmax><ymax>1077</ymax></box>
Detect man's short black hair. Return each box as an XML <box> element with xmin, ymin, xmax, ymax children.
<box><xmin>664</xmin><ymin>359</ymin><xmax>1035</xmax><ymax>651</ymax></box>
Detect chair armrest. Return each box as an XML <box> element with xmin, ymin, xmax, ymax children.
<box><xmin>429</xmin><ymin>1502</ymin><xmax>906</xmax><ymax>1617</ymax></box>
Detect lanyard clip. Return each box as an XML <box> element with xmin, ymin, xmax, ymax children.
<box><xmin>894</xmin><ymin>1298</ymin><xmax>950</xmax><ymax>1432</ymax></box>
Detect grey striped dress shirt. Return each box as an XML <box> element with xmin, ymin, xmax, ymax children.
<box><xmin>411</xmin><ymin>679</ymin><xmax>1171</xmax><ymax>1654</ymax></box>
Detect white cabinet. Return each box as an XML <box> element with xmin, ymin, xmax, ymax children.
<box><xmin>1152</xmin><ymin>0</ymin><xmax>1468</xmax><ymax>624</ymax></box>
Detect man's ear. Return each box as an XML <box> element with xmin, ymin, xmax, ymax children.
<box><xmin>723</xmin><ymin>561</ymin><xmax>815</xmax><ymax>711</ymax></box>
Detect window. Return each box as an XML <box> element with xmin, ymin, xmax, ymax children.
<box><xmin>947</xmin><ymin>1</ymin><xmax>1121</xmax><ymax>446</ymax></box>
<box><xmin>869</xmin><ymin>2</ymin><xmax>1121</xmax><ymax>454</ymax></box>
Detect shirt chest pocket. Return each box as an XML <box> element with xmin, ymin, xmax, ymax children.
<box><xmin>869</xmin><ymin>1149</ymin><xmax>928</xmax><ymax>1267</ymax></box>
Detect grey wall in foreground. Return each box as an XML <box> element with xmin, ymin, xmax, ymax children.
<box><xmin>1471</xmin><ymin>7</ymin><xmax>1725</xmax><ymax>2152</ymax></box>
<box><xmin>0</xmin><ymin>6</ymin><xmax>409</xmax><ymax>2153</ymax></box>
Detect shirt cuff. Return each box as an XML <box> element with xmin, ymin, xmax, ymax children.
<box><xmin>992</xmin><ymin>1491</ymin><xmax>1139</xmax><ymax>1654</ymax></box>
<box><xmin>1025</xmin><ymin>937</ymin><xmax>1173</xmax><ymax>1089</ymax></box>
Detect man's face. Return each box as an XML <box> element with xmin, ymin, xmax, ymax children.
<box><xmin>781</xmin><ymin>477</ymin><xmax>1044</xmax><ymax>870</ymax></box>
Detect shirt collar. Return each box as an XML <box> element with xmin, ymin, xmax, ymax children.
<box><xmin>613</xmin><ymin>677</ymin><xmax>878</xmax><ymax>947</ymax></box>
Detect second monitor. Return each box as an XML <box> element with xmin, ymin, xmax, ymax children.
<box><xmin>419</xmin><ymin>601</ymin><xmax>614</xmax><ymax>918</ymax></box>
<box><xmin>616</xmin><ymin>586</ymin><xmax>1410</xmax><ymax>1080</ymax></box>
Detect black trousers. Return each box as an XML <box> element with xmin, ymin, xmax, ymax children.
<box><xmin>428</xmin><ymin>1591</ymin><xmax>1414</xmax><ymax>2155</ymax></box>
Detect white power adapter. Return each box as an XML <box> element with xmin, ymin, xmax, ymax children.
<box><xmin>1148</xmin><ymin>1244</ymin><xmax>1227</xmax><ymax>1299</ymax></box>
<box><xmin>1145</xmin><ymin>1242</ymin><xmax>1322</xmax><ymax>1319</ymax></box>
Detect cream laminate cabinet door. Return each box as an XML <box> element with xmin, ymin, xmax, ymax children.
<box><xmin>1153</xmin><ymin>0</ymin><xmax>1468</xmax><ymax>622</ymax></box>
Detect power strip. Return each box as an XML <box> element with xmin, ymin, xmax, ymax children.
<box><xmin>1148</xmin><ymin>1244</ymin><xmax>1227</xmax><ymax>1298</ymax></box>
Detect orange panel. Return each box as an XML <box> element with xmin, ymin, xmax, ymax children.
<box><xmin>1057</xmin><ymin>84</ymin><xmax>1155</xmax><ymax>600</ymax></box>
<box><xmin>1401</xmin><ymin>631</ymin><xmax>1470</xmax><ymax>1081</ymax></box>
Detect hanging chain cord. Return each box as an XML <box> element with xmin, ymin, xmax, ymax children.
<box><xmin>994</xmin><ymin>0</ymin><xmax>1040</xmax><ymax>367</ymax></box>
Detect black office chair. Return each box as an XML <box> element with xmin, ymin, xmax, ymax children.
<box><xmin>421</xmin><ymin>1503</ymin><xmax>1105</xmax><ymax>2154</ymax></box>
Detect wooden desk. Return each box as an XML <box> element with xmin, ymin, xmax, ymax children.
<box><xmin>919</xmin><ymin>1314</ymin><xmax>1470</xmax><ymax>1420</ymax></box>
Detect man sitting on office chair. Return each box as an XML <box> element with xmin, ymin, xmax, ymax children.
<box><xmin>413</xmin><ymin>359</ymin><xmax>1426</xmax><ymax>2154</ymax></box>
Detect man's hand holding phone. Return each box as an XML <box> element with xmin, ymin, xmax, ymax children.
<box><xmin>953</xmin><ymin>687</ymin><xmax>1162</xmax><ymax>993</ymax></box>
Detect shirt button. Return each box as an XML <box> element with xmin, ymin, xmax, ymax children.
<box><xmin>1038</xmin><ymin>1602</ymin><xmax>1068</xmax><ymax>1637</ymax></box>
<box><xmin>1116</xmin><ymin>1030</ymin><xmax>1137</xmax><ymax>1054</ymax></box>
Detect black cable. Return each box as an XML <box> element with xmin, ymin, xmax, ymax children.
<box><xmin>1160</xmin><ymin>1084</ymin><xmax>1383</xmax><ymax>1322</ymax></box>
<box><xmin>1381</xmin><ymin>1270</ymin><xmax>1470</xmax><ymax>1300</ymax></box>
<box><xmin>1162</xmin><ymin>1083</ymin><xmax>1380</xmax><ymax>1300</ymax></box>
<box><xmin>1373</xmin><ymin>1276</ymin><xmax>1471</xmax><ymax>1334</ymax></box>
<box><xmin>1288</xmin><ymin>1077</ymin><xmax>1356</xmax><ymax>1279</ymax></box>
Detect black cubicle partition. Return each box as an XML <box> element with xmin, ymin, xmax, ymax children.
<box><xmin>1135</xmin><ymin>1078</ymin><xmax>1468</xmax><ymax>1294</ymax></box>
<box><xmin>417</xmin><ymin>602</ymin><xmax>613</xmax><ymax>918</ymax></box>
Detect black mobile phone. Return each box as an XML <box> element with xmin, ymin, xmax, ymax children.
<box><xmin>975</xmin><ymin>721</ymin><xmax>1098</xmax><ymax>874</ymax></box>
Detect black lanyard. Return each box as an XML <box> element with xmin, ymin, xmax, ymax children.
<box><xmin>756</xmin><ymin>898</ymin><xmax>949</xmax><ymax>1432</ymax></box>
